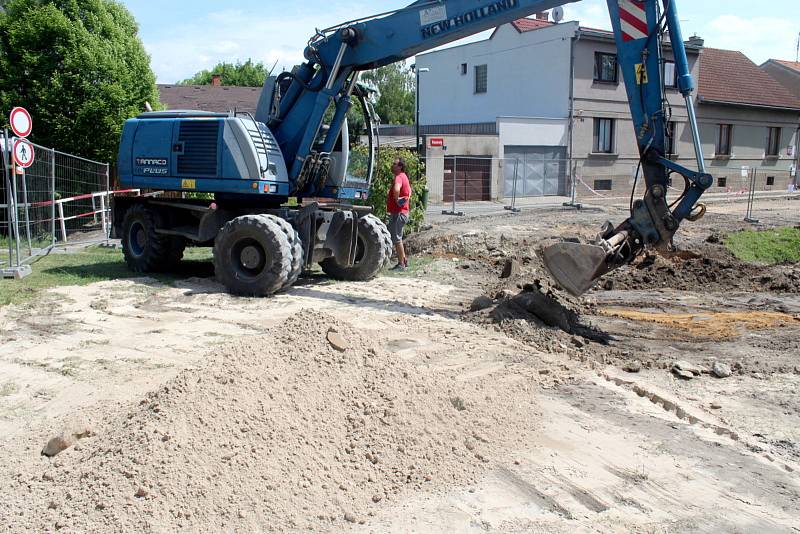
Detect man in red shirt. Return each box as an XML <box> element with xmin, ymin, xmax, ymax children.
<box><xmin>387</xmin><ymin>157</ymin><xmax>411</xmax><ymax>270</ymax></box>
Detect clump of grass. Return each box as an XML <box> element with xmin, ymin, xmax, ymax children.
<box><xmin>725</xmin><ymin>227</ymin><xmax>800</xmax><ymax>265</ymax></box>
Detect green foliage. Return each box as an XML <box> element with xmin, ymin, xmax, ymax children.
<box><xmin>355</xmin><ymin>146</ymin><xmax>426</xmax><ymax>234</ymax></box>
<box><xmin>361</xmin><ymin>63</ymin><xmax>415</xmax><ymax>125</ymax></box>
<box><xmin>178</xmin><ymin>59</ymin><xmax>275</xmax><ymax>87</ymax></box>
<box><xmin>0</xmin><ymin>0</ymin><xmax>160</xmax><ymax>162</ymax></box>
<box><xmin>724</xmin><ymin>227</ymin><xmax>800</xmax><ymax>265</ymax></box>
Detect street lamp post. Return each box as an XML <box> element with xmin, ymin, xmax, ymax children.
<box><xmin>414</xmin><ymin>65</ymin><xmax>429</xmax><ymax>182</ymax></box>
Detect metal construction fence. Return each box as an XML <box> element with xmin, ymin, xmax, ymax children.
<box><xmin>1</xmin><ymin>131</ymin><xmax>135</xmax><ymax>278</ymax></box>
<box><xmin>425</xmin><ymin>155</ymin><xmax>800</xmax><ymax>220</ymax></box>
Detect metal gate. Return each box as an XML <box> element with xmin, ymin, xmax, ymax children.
<box><xmin>443</xmin><ymin>156</ymin><xmax>491</xmax><ymax>202</ymax></box>
<box><xmin>503</xmin><ymin>146</ymin><xmax>567</xmax><ymax>197</ymax></box>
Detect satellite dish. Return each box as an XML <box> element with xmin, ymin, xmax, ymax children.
<box><xmin>552</xmin><ymin>6</ymin><xmax>564</xmax><ymax>23</ymax></box>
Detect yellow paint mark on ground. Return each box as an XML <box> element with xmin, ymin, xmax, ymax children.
<box><xmin>600</xmin><ymin>309</ymin><xmax>800</xmax><ymax>340</ymax></box>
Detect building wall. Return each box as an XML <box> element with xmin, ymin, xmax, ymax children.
<box><xmin>571</xmin><ymin>36</ymin><xmax>701</xmax><ymax>175</ymax></box>
<box><xmin>416</xmin><ymin>22</ymin><xmax>576</xmax><ymax>125</ymax></box>
<box><xmin>425</xmin><ymin>135</ymin><xmax>499</xmax><ymax>203</ymax></box>
<box><xmin>761</xmin><ymin>63</ymin><xmax>800</xmax><ymax>100</ymax></box>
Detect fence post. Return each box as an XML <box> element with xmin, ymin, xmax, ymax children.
<box><xmin>504</xmin><ymin>158</ymin><xmax>521</xmax><ymax>213</ymax></box>
<box><xmin>745</xmin><ymin>168</ymin><xmax>759</xmax><ymax>224</ymax></box>
<box><xmin>51</xmin><ymin>148</ymin><xmax>56</xmax><ymax>248</ymax></box>
<box><xmin>3</xmin><ymin>129</ymin><xmax>12</xmax><ymax>268</ymax></box>
<box><xmin>58</xmin><ymin>201</ymin><xmax>68</xmax><ymax>243</ymax></box>
<box><xmin>441</xmin><ymin>155</ymin><xmax>464</xmax><ymax>216</ymax></box>
<box><xmin>20</xmin><ymin>168</ymin><xmax>32</xmax><ymax>256</ymax></box>
<box><xmin>104</xmin><ymin>163</ymin><xmax>110</xmax><ymax>244</ymax></box>
<box><xmin>562</xmin><ymin>159</ymin><xmax>583</xmax><ymax>210</ymax></box>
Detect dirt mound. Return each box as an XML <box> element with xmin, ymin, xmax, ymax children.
<box><xmin>5</xmin><ymin>310</ymin><xmax>539</xmax><ymax>533</ymax></box>
<box><xmin>604</xmin><ymin>245</ymin><xmax>800</xmax><ymax>294</ymax></box>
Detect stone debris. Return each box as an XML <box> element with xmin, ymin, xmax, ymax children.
<box><xmin>623</xmin><ymin>360</ymin><xmax>643</xmax><ymax>373</ymax></box>
<box><xmin>712</xmin><ymin>361</ymin><xmax>733</xmax><ymax>378</ymax></box>
<box><xmin>500</xmin><ymin>259</ymin><xmax>520</xmax><ymax>279</ymax></box>
<box><xmin>326</xmin><ymin>328</ymin><xmax>348</xmax><ymax>352</ymax></box>
<box><xmin>671</xmin><ymin>360</ymin><xmax>704</xmax><ymax>379</ymax></box>
<box><xmin>469</xmin><ymin>295</ymin><xmax>494</xmax><ymax>312</ymax></box>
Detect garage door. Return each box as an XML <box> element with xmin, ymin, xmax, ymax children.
<box><xmin>443</xmin><ymin>157</ymin><xmax>491</xmax><ymax>202</ymax></box>
<box><xmin>503</xmin><ymin>146</ymin><xmax>567</xmax><ymax>197</ymax></box>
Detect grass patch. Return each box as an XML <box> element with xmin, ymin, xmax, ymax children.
<box><xmin>725</xmin><ymin>227</ymin><xmax>800</xmax><ymax>264</ymax></box>
<box><xmin>381</xmin><ymin>256</ymin><xmax>436</xmax><ymax>278</ymax></box>
<box><xmin>0</xmin><ymin>246</ymin><xmax>214</xmax><ymax>307</ymax></box>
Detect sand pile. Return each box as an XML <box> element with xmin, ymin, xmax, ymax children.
<box><xmin>4</xmin><ymin>310</ymin><xmax>539</xmax><ymax>532</ymax></box>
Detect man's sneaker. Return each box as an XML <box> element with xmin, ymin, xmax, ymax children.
<box><xmin>390</xmin><ymin>263</ymin><xmax>406</xmax><ymax>271</ymax></box>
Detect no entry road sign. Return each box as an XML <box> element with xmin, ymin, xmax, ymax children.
<box><xmin>13</xmin><ymin>138</ymin><xmax>35</xmax><ymax>168</ymax></box>
<box><xmin>9</xmin><ymin>107</ymin><xmax>32</xmax><ymax>138</ymax></box>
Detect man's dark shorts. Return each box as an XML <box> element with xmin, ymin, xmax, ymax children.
<box><xmin>388</xmin><ymin>213</ymin><xmax>408</xmax><ymax>245</ymax></box>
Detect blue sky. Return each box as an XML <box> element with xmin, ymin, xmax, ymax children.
<box><xmin>121</xmin><ymin>0</ymin><xmax>800</xmax><ymax>83</ymax></box>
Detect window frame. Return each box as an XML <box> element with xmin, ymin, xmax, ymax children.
<box><xmin>663</xmin><ymin>60</ymin><xmax>678</xmax><ymax>89</ymax></box>
<box><xmin>474</xmin><ymin>64</ymin><xmax>487</xmax><ymax>94</ymax></box>
<box><xmin>665</xmin><ymin>121</ymin><xmax>678</xmax><ymax>156</ymax></box>
<box><xmin>593</xmin><ymin>118</ymin><xmax>615</xmax><ymax>154</ymax></box>
<box><xmin>716</xmin><ymin>124</ymin><xmax>733</xmax><ymax>157</ymax></box>
<box><xmin>460</xmin><ymin>63</ymin><xmax>467</xmax><ymax>75</ymax></box>
<box><xmin>593</xmin><ymin>52</ymin><xmax>618</xmax><ymax>84</ymax></box>
<box><xmin>766</xmin><ymin>127</ymin><xmax>781</xmax><ymax>157</ymax></box>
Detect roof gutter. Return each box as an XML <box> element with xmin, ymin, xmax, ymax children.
<box><xmin>697</xmin><ymin>96</ymin><xmax>800</xmax><ymax>113</ymax></box>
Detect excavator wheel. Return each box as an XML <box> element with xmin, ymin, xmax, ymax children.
<box><xmin>271</xmin><ymin>217</ymin><xmax>305</xmax><ymax>291</ymax></box>
<box><xmin>122</xmin><ymin>204</ymin><xmax>184</xmax><ymax>273</ymax></box>
<box><xmin>213</xmin><ymin>214</ymin><xmax>293</xmax><ymax>296</ymax></box>
<box><xmin>320</xmin><ymin>214</ymin><xmax>392</xmax><ymax>281</ymax></box>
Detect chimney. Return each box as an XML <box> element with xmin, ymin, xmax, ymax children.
<box><xmin>211</xmin><ymin>74</ymin><xmax>222</xmax><ymax>87</ymax></box>
<box><xmin>687</xmin><ymin>34</ymin><xmax>705</xmax><ymax>48</ymax></box>
<box><xmin>535</xmin><ymin>11</ymin><xmax>549</xmax><ymax>21</ymax></box>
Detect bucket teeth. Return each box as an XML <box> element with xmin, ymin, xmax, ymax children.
<box><xmin>542</xmin><ymin>242</ymin><xmax>610</xmax><ymax>296</ymax></box>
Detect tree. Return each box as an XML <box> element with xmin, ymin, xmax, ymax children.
<box><xmin>361</xmin><ymin>63</ymin><xmax>415</xmax><ymax>125</ymax></box>
<box><xmin>0</xmin><ymin>0</ymin><xmax>160</xmax><ymax>163</ymax></box>
<box><xmin>0</xmin><ymin>0</ymin><xmax>156</xmax><ymax>161</ymax></box>
<box><xmin>178</xmin><ymin>59</ymin><xmax>275</xmax><ymax>87</ymax></box>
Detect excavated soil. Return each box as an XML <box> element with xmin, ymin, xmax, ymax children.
<box><xmin>3</xmin><ymin>310</ymin><xmax>540</xmax><ymax>533</ymax></box>
<box><xmin>602</xmin><ymin>244</ymin><xmax>800</xmax><ymax>294</ymax></box>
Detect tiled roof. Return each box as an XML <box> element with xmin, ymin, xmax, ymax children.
<box><xmin>157</xmin><ymin>84</ymin><xmax>260</xmax><ymax>114</ymax></box>
<box><xmin>510</xmin><ymin>18</ymin><xmax>554</xmax><ymax>32</ymax></box>
<box><xmin>771</xmin><ymin>59</ymin><xmax>800</xmax><ymax>73</ymax></box>
<box><xmin>698</xmin><ymin>48</ymin><xmax>800</xmax><ymax>110</ymax></box>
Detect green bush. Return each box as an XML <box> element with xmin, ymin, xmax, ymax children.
<box><xmin>355</xmin><ymin>146</ymin><xmax>426</xmax><ymax>234</ymax></box>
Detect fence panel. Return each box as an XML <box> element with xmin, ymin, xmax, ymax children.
<box><xmin>2</xmin><ymin>131</ymin><xmax>114</xmax><ymax>278</ymax></box>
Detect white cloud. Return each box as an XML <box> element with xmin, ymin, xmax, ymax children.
<box><xmin>701</xmin><ymin>15</ymin><xmax>799</xmax><ymax>63</ymax></box>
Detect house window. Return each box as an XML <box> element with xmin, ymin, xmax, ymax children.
<box><xmin>663</xmin><ymin>61</ymin><xmax>677</xmax><ymax>88</ymax></box>
<box><xmin>474</xmin><ymin>64</ymin><xmax>487</xmax><ymax>93</ymax></box>
<box><xmin>594</xmin><ymin>179</ymin><xmax>613</xmax><ymax>191</ymax></box>
<box><xmin>766</xmin><ymin>176</ymin><xmax>775</xmax><ymax>186</ymax></box>
<box><xmin>716</xmin><ymin>124</ymin><xmax>732</xmax><ymax>156</ymax></box>
<box><xmin>665</xmin><ymin>121</ymin><xmax>677</xmax><ymax>156</ymax></box>
<box><xmin>766</xmin><ymin>127</ymin><xmax>781</xmax><ymax>157</ymax></box>
<box><xmin>594</xmin><ymin>52</ymin><xmax>618</xmax><ymax>83</ymax></box>
<box><xmin>593</xmin><ymin>118</ymin><xmax>615</xmax><ymax>153</ymax></box>
<box><xmin>717</xmin><ymin>176</ymin><xmax>727</xmax><ymax>188</ymax></box>
<box><xmin>460</xmin><ymin>63</ymin><xmax>467</xmax><ymax>75</ymax></box>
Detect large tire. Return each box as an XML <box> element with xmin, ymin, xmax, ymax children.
<box><xmin>320</xmin><ymin>214</ymin><xmax>393</xmax><ymax>281</ymax></box>
<box><xmin>122</xmin><ymin>204</ymin><xmax>184</xmax><ymax>272</ymax></box>
<box><xmin>271</xmin><ymin>217</ymin><xmax>304</xmax><ymax>291</ymax></box>
<box><xmin>213</xmin><ymin>214</ymin><xmax>293</xmax><ymax>296</ymax></box>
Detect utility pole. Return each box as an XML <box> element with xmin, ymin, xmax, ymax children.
<box><xmin>413</xmin><ymin>64</ymin><xmax>429</xmax><ymax>183</ymax></box>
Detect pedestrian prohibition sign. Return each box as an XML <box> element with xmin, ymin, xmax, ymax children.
<box><xmin>13</xmin><ymin>138</ymin><xmax>35</xmax><ymax>168</ymax></box>
<box><xmin>10</xmin><ymin>107</ymin><xmax>32</xmax><ymax>138</ymax></box>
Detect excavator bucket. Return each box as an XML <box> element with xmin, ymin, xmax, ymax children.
<box><xmin>542</xmin><ymin>242</ymin><xmax>610</xmax><ymax>297</ymax></box>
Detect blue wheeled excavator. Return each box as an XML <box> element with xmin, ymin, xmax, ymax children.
<box><xmin>113</xmin><ymin>0</ymin><xmax>712</xmax><ymax>296</ymax></box>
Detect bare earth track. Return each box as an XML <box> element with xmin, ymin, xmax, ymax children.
<box><xmin>1</xmin><ymin>198</ymin><xmax>798</xmax><ymax>532</ymax></box>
